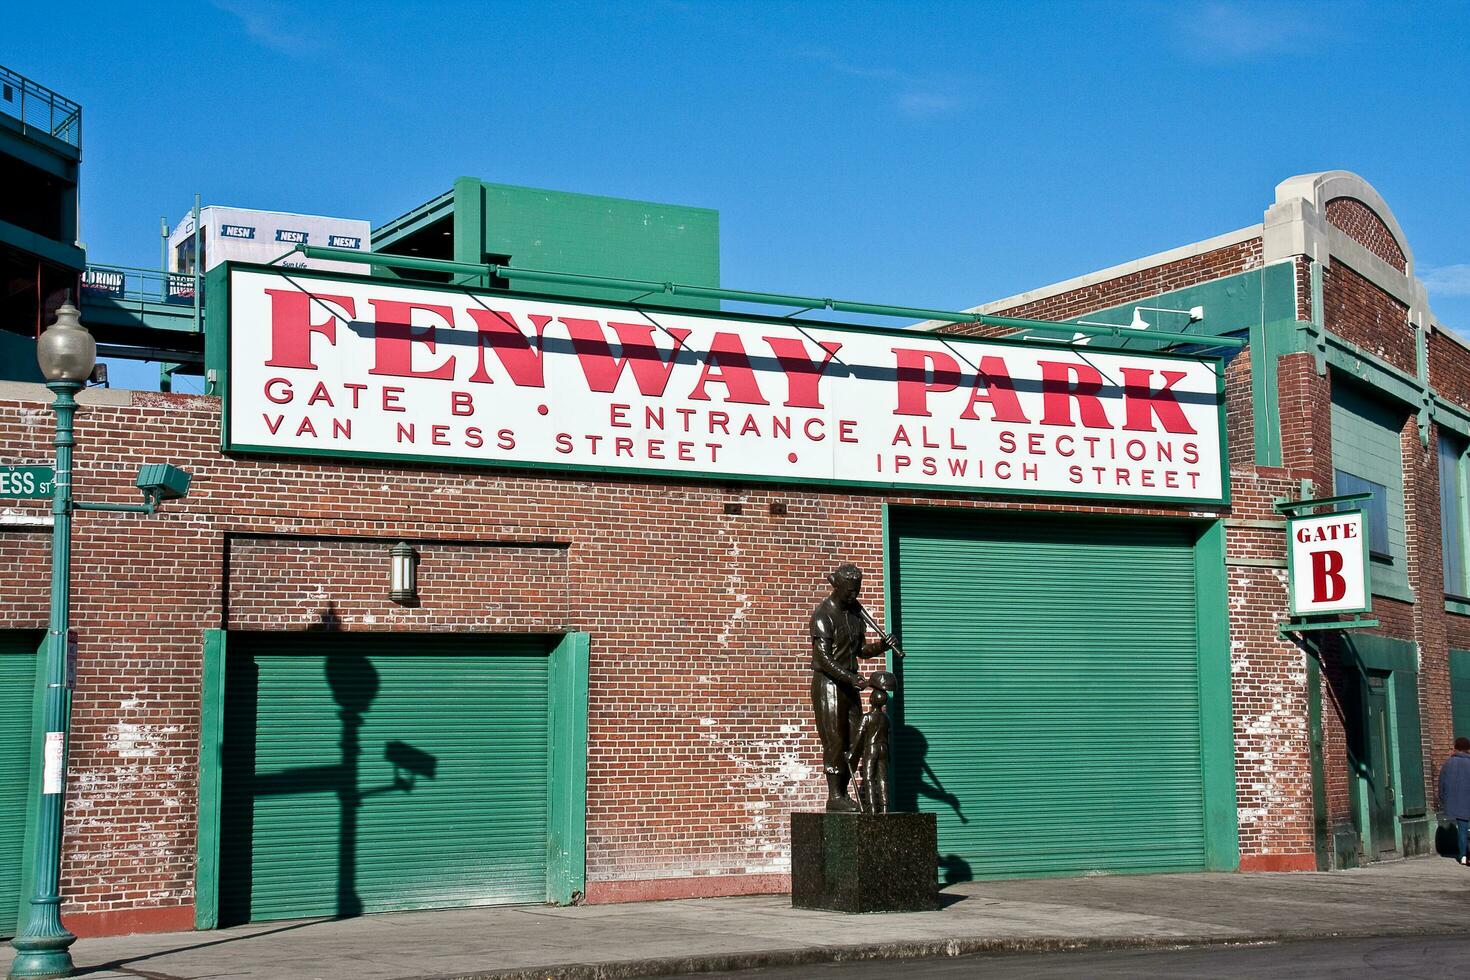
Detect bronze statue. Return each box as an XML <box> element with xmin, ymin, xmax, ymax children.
<box><xmin>809</xmin><ymin>564</ymin><xmax>893</xmax><ymax>812</ymax></box>
<box><xmin>851</xmin><ymin>671</ymin><xmax>895</xmax><ymax>813</ymax></box>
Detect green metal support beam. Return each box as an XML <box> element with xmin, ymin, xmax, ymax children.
<box><xmin>292</xmin><ymin>245</ymin><xmax>1243</xmax><ymax>349</ymax></box>
<box><xmin>1280</xmin><ymin>618</ymin><xmax>1380</xmax><ymax>637</ymax></box>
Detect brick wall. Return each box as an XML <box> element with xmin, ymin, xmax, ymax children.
<box><xmin>1322</xmin><ymin>263</ymin><xmax>1414</xmax><ymax>374</ymax></box>
<box><xmin>1325</xmin><ymin>197</ymin><xmax>1408</xmax><ymax>273</ymax></box>
<box><xmin>1</xmin><ymin>385</ymin><xmax>1242</xmax><ymax>933</ymax></box>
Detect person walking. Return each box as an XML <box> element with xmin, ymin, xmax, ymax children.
<box><xmin>1439</xmin><ymin>736</ymin><xmax>1470</xmax><ymax>866</ymax></box>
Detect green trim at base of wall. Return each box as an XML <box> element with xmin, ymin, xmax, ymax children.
<box><xmin>1331</xmin><ymin>819</ymin><xmax>1363</xmax><ymax>869</ymax></box>
<box><xmin>1401</xmin><ymin>814</ymin><xmax>1433</xmax><ymax>857</ymax></box>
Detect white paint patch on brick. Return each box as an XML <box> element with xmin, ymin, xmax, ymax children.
<box><xmin>108</xmin><ymin>722</ymin><xmax>182</xmax><ymax>760</ymax></box>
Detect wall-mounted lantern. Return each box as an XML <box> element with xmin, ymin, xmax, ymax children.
<box><xmin>389</xmin><ymin>542</ymin><xmax>418</xmax><ymax>604</ymax></box>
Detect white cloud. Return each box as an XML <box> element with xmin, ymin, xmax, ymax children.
<box><xmin>1177</xmin><ymin>1</ymin><xmax>1320</xmax><ymax>60</ymax></box>
<box><xmin>212</xmin><ymin>0</ymin><xmax>313</xmax><ymax>57</ymax></box>
<box><xmin>792</xmin><ymin>47</ymin><xmax>970</xmax><ymax>119</ymax></box>
<box><xmin>1422</xmin><ymin>264</ymin><xmax>1470</xmax><ymax>298</ymax></box>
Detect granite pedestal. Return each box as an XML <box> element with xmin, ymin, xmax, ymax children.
<box><xmin>790</xmin><ymin>811</ymin><xmax>939</xmax><ymax>913</ymax></box>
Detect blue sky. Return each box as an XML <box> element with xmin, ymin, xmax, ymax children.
<box><xmin>7</xmin><ymin>1</ymin><xmax>1468</xmax><ymax>390</ymax></box>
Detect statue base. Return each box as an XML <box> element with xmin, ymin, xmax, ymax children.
<box><xmin>790</xmin><ymin>811</ymin><xmax>939</xmax><ymax>913</ymax></box>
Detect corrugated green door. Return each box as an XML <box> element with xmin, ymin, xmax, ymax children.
<box><xmin>1</xmin><ymin>635</ymin><xmax>39</xmax><ymax>938</ymax></box>
<box><xmin>220</xmin><ymin>633</ymin><xmax>551</xmax><ymax>923</ymax></box>
<box><xmin>894</xmin><ymin>511</ymin><xmax>1207</xmax><ymax>879</ymax></box>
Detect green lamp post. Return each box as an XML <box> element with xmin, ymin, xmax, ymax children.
<box><xmin>8</xmin><ymin>300</ymin><xmax>94</xmax><ymax>979</ymax></box>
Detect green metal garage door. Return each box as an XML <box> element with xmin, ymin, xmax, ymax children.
<box><xmin>1</xmin><ymin>635</ymin><xmax>39</xmax><ymax>938</ymax></box>
<box><xmin>220</xmin><ymin>633</ymin><xmax>552</xmax><ymax>924</ymax></box>
<box><xmin>894</xmin><ymin>511</ymin><xmax>1214</xmax><ymax>879</ymax></box>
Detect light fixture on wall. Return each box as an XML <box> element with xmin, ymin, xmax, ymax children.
<box><xmin>389</xmin><ymin>542</ymin><xmax>418</xmax><ymax>604</ymax></box>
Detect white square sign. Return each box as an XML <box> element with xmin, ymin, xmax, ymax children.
<box><xmin>1287</xmin><ymin>510</ymin><xmax>1371</xmax><ymax>616</ymax></box>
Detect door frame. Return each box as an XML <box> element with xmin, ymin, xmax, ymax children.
<box><xmin>194</xmin><ymin>629</ymin><xmax>589</xmax><ymax>929</ymax></box>
<box><xmin>881</xmin><ymin>507</ymin><xmax>1239</xmax><ymax>872</ymax></box>
<box><xmin>1358</xmin><ymin>671</ymin><xmax>1401</xmax><ymax>859</ymax></box>
<box><xmin>1341</xmin><ymin>633</ymin><xmax>1417</xmax><ymax>863</ymax></box>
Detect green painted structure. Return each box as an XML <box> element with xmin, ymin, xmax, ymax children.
<box><xmin>1334</xmin><ymin>633</ymin><xmax>1429</xmax><ymax>861</ymax></box>
<box><xmin>1331</xmin><ymin>381</ymin><xmax>1413</xmax><ymax>602</ymax></box>
<box><xmin>0</xmin><ymin>634</ymin><xmax>40</xmax><ymax>939</ymax></box>
<box><xmin>0</xmin><ymin>63</ymin><xmax>83</xmax><ymax>383</ymax></box>
<box><xmin>372</xmin><ymin>177</ymin><xmax>721</xmax><ymax>307</ymax></box>
<box><xmin>1036</xmin><ymin>255</ymin><xmax>1460</xmax><ymax>870</ymax></box>
<box><xmin>888</xmin><ymin>509</ymin><xmax>1237</xmax><ymax>880</ymax></box>
<box><xmin>1453</xmin><ymin>650</ymin><xmax>1470</xmax><ymax>741</ymax></box>
<box><xmin>196</xmin><ymin>630</ymin><xmax>588</xmax><ymax>927</ymax></box>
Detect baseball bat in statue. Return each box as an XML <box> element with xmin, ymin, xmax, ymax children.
<box><xmin>855</xmin><ymin>602</ymin><xmax>906</xmax><ymax>659</ymax></box>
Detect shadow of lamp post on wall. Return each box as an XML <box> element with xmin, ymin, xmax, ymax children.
<box><xmin>8</xmin><ymin>301</ymin><xmax>193</xmax><ymax>980</ymax></box>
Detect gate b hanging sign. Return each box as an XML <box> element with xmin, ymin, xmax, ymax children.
<box><xmin>1287</xmin><ymin>510</ymin><xmax>1371</xmax><ymax>616</ymax></box>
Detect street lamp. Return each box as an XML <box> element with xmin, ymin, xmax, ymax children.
<box><xmin>10</xmin><ymin>305</ymin><xmax>192</xmax><ymax>979</ymax></box>
<box><xmin>9</xmin><ymin>300</ymin><xmax>93</xmax><ymax>980</ymax></box>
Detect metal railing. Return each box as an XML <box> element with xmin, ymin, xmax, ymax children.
<box><xmin>0</xmin><ymin>63</ymin><xmax>81</xmax><ymax>148</ymax></box>
<box><xmin>80</xmin><ymin>264</ymin><xmax>201</xmax><ymax>331</ymax></box>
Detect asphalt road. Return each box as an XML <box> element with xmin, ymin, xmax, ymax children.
<box><xmin>671</xmin><ymin>935</ymin><xmax>1470</xmax><ymax>979</ymax></box>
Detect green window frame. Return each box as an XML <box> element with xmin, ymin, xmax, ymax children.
<box><xmin>1440</xmin><ymin>433</ymin><xmax>1470</xmax><ymax>611</ymax></box>
<box><xmin>1330</xmin><ymin>377</ymin><xmax>1411</xmax><ymax>603</ymax></box>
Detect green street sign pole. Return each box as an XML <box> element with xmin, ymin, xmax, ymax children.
<box><xmin>11</xmin><ymin>301</ymin><xmax>191</xmax><ymax>980</ymax></box>
<box><xmin>9</xmin><ymin>381</ymin><xmax>81</xmax><ymax>979</ymax></box>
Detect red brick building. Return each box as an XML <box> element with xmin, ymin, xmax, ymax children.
<box><xmin>1</xmin><ymin>169</ymin><xmax>1465</xmax><ymax>940</ymax></box>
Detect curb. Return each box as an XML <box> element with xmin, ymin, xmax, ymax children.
<box><xmin>403</xmin><ymin>924</ymin><xmax>1467</xmax><ymax>980</ymax></box>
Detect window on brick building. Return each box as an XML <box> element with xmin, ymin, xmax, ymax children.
<box><xmin>1336</xmin><ymin>470</ymin><xmax>1391</xmax><ymax>561</ymax></box>
<box><xmin>1441</xmin><ymin>433</ymin><xmax>1470</xmax><ymax>601</ymax></box>
<box><xmin>1330</xmin><ymin>377</ymin><xmax>1410</xmax><ymax>602</ymax></box>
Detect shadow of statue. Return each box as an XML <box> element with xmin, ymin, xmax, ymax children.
<box><xmin>892</xmin><ymin>723</ymin><xmax>970</xmax><ymax>825</ymax></box>
<box><xmin>219</xmin><ymin>604</ymin><xmax>437</xmax><ymax>923</ymax></box>
<box><xmin>937</xmin><ymin>852</ymin><xmax>974</xmax><ymax>885</ymax></box>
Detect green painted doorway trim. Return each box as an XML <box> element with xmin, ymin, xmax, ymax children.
<box><xmin>195</xmin><ymin>629</ymin><xmax>226</xmax><ymax>930</ymax></box>
<box><xmin>1338</xmin><ymin>633</ymin><xmax>1422</xmax><ymax>860</ymax></box>
<box><xmin>1194</xmin><ymin>520</ymin><xmax>1240</xmax><ymax>870</ymax></box>
<box><xmin>1307</xmin><ymin>649</ymin><xmax>1329</xmax><ymax>869</ymax></box>
<box><xmin>4</xmin><ymin>631</ymin><xmax>45</xmax><ymax>939</ymax></box>
<box><xmin>547</xmin><ymin>632</ymin><xmax>589</xmax><ymax>904</ymax></box>
<box><xmin>194</xmin><ymin>629</ymin><xmax>589</xmax><ymax>930</ymax></box>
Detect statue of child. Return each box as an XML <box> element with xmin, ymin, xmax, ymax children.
<box><xmin>849</xmin><ymin>670</ymin><xmax>895</xmax><ymax>814</ymax></box>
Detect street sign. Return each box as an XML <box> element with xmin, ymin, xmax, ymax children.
<box><xmin>0</xmin><ymin>464</ymin><xmax>54</xmax><ymax>498</ymax></box>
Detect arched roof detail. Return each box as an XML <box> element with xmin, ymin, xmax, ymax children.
<box><xmin>1273</xmin><ymin>171</ymin><xmax>1414</xmax><ymax>276</ymax></box>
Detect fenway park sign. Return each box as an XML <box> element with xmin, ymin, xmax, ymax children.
<box><xmin>223</xmin><ymin>267</ymin><xmax>1227</xmax><ymax>503</ymax></box>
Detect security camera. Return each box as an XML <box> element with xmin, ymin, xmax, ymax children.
<box><xmin>134</xmin><ymin>463</ymin><xmax>192</xmax><ymax>506</ymax></box>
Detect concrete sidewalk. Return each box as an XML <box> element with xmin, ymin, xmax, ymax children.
<box><xmin>4</xmin><ymin>857</ymin><xmax>1468</xmax><ymax>980</ymax></box>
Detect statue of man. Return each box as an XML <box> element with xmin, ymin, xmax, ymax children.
<box><xmin>809</xmin><ymin>564</ymin><xmax>891</xmax><ymax>812</ymax></box>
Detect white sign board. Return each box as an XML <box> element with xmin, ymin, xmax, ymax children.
<box><xmin>171</xmin><ymin>207</ymin><xmax>371</xmax><ymax>276</ymax></box>
<box><xmin>223</xmin><ymin>267</ymin><xmax>1228</xmax><ymax>503</ymax></box>
<box><xmin>1288</xmin><ymin>510</ymin><xmax>1371</xmax><ymax>616</ymax></box>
